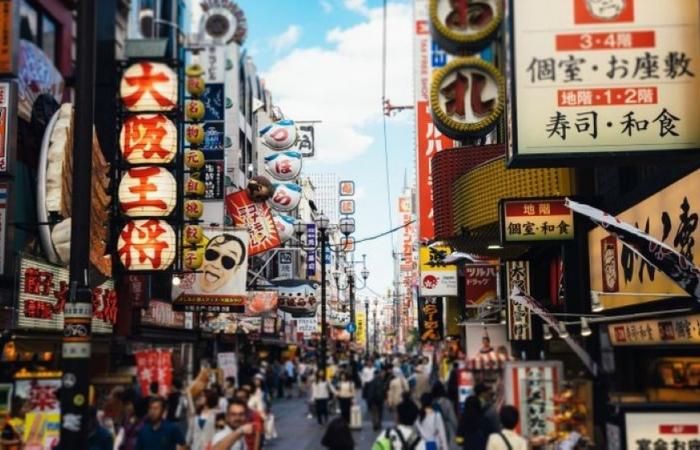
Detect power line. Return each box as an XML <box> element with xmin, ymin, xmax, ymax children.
<box><xmin>327</xmin><ymin>219</ymin><xmax>415</xmax><ymax>251</ymax></box>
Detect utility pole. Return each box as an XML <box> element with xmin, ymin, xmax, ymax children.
<box><xmin>348</xmin><ymin>273</ymin><xmax>355</xmax><ymax>341</ymax></box>
<box><xmin>59</xmin><ymin>0</ymin><xmax>96</xmax><ymax>447</ymax></box>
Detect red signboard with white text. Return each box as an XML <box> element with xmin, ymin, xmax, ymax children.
<box><xmin>134</xmin><ymin>349</ymin><xmax>173</xmax><ymax>397</ymax></box>
<box><xmin>226</xmin><ymin>190</ymin><xmax>281</xmax><ymax>256</ymax></box>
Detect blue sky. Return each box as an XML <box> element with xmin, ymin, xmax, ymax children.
<box><xmin>216</xmin><ymin>0</ymin><xmax>417</xmax><ymax>297</ymax></box>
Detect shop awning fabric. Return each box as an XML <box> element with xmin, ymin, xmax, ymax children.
<box><xmin>565</xmin><ymin>198</ymin><xmax>700</xmax><ymax>300</ymax></box>
<box><xmin>466</xmin><ymin>352</ymin><xmax>513</xmax><ymax>371</ymax></box>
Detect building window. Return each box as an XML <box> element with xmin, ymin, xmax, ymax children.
<box><xmin>19</xmin><ymin>0</ymin><xmax>58</xmax><ymax>65</ymax></box>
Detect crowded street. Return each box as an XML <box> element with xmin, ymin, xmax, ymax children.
<box><xmin>1</xmin><ymin>0</ymin><xmax>700</xmax><ymax>449</ymax></box>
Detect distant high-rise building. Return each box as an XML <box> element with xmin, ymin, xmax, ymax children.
<box><xmin>306</xmin><ymin>173</ymin><xmax>339</xmax><ymax>223</ymax></box>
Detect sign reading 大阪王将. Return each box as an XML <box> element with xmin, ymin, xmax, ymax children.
<box><xmin>509</xmin><ymin>0</ymin><xmax>700</xmax><ymax>165</ymax></box>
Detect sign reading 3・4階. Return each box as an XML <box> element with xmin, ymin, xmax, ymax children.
<box><xmin>509</xmin><ymin>0</ymin><xmax>700</xmax><ymax>165</ymax></box>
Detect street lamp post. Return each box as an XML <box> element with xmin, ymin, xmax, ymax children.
<box><xmin>373</xmin><ymin>298</ymin><xmax>378</xmax><ymax>353</ymax></box>
<box><xmin>364</xmin><ymin>298</ymin><xmax>370</xmax><ymax>355</ymax></box>
<box><xmin>346</xmin><ymin>266</ymin><xmax>355</xmax><ymax>341</ymax></box>
<box><xmin>315</xmin><ymin>213</ymin><xmax>330</xmax><ymax>374</ymax></box>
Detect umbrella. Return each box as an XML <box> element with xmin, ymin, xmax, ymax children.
<box><xmin>18</xmin><ymin>39</ymin><xmax>64</xmax><ymax>122</ymax></box>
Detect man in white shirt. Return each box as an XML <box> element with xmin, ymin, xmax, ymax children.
<box><xmin>373</xmin><ymin>397</ymin><xmax>427</xmax><ymax>450</ymax></box>
<box><xmin>212</xmin><ymin>399</ymin><xmax>254</xmax><ymax>450</ymax></box>
<box><xmin>486</xmin><ymin>406</ymin><xmax>528</xmax><ymax>450</ymax></box>
<box><xmin>361</xmin><ymin>361</ymin><xmax>375</xmax><ymax>386</ymax></box>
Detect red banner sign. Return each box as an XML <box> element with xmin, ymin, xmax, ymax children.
<box><xmin>464</xmin><ymin>264</ymin><xmax>498</xmax><ymax>305</ymax></box>
<box><xmin>226</xmin><ymin>190</ymin><xmax>281</xmax><ymax>256</ymax></box>
<box><xmin>134</xmin><ymin>349</ymin><xmax>173</xmax><ymax>397</ymax></box>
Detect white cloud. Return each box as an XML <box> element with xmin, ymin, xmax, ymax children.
<box><xmin>262</xmin><ymin>3</ymin><xmax>413</xmax><ymax>165</ymax></box>
<box><xmin>268</xmin><ymin>25</ymin><xmax>302</xmax><ymax>54</ymax></box>
<box><xmin>320</xmin><ymin>0</ymin><xmax>333</xmax><ymax>13</ymax></box>
<box><xmin>343</xmin><ymin>0</ymin><xmax>370</xmax><ymax>15</ymax></box>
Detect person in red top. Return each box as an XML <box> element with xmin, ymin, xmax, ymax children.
<box><xmin>233</xmin><ymin>388</ymin><xmax>263</xmax><ymax>450</ymax></box>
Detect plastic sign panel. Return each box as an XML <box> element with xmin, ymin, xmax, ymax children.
<box><xmin>609</xmin><ymin>314</ymin><xmax>700</xmax><ymax>346</ymax></box>
<box><xmin>339</xmin><ymin>199</ymin><xmax>355</xmax><ymax>215</ymax></box>
<box><xmin>503</xmin><ymin>361</ymin><xmax>562</xmax><ymax>437</ymax></box>
<box><xmin>506</xmin><ymin>260</ymin><xmax>532</xmax><ymax>341</ymax></box>
<box><xmin>0</xmin><ymin>1</ymin><xmax>19</xmax><ymax>75</ymax></box>
<box><xmin>306</xmin><ymin>224</ymin><xmax>317</xmax><ymax>277</ymax></box>
<box><xmin>226</xmin><ymin>190</ymin><xmax>281</xmax><ymax>256</ymax></box>
<box><xmin>509</xmin><ymin>0</ymin><xmax>700</xmax><ymax>165</ymax></box>
<box><xmin>418</xmin><ymin>297</ymin><xmax>444</xmax><ymax>342</ymax></box>
<box><xmin>464</xmin><ymin>264</ymin><xmax>498</xmax><ymax>305</ymax></box>
<box><xmin>340</xmin><ymin>237</ymin><xmax>355</xmax><ymax>253</ymax></box>
<box><xmin>120</xmin><ymin>62</ymin><xmax>178</xmax><ymax>112</ymax></box>
<box><xmin>419</xmin><ymin>245</ymin><xmax>458</xmax><ymax>297</ymax></box>
<box><xmin>0</xmin><ymin>81</ymin><xmax>15</xmax><ymax>173</ymax></box>
<box><xmin>500</xmin><ymin>198</ymin><xmax>575</xmax><ymax>243</ymax></box>
<box><xmin>339</xmin><ymin>180</ymin><xmax>355</xmax><ymax>196</ymax></box>
<box><xmin>625</xmin><ymin>413</ymin><xmax>700</xmax><ymax>450</ymax></box>
<box><xmin>294</xmin><ymin>124</ymin><xmax>315</xmax><ymax>157</ymax></box>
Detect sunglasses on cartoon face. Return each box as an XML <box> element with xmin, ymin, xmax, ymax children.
<box><xmin>205</xmin><ymin>248</ymin><xmax>236</xmax><ymax>269</ymax></box>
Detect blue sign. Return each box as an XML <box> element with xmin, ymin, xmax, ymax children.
<box><xmin>346</xmin><ymin>323</ymin><xmax>357</xmax><ymax>333</ymax></box>
<box><xmin>306</xmin><ymin>224</ymin><xmax>317</xmax><ymax>277</ymax></box>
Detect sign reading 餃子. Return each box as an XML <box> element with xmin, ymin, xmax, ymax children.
<box><xmin>509</xmin><ymin>0</ymin><xmax>700</xmax><ymax>165</ymax></box>
<box><xmin>588</xmin><ymin>168</ymin><xmax>700</xmax><ymax>310</ymax></box>
<box><xmin>625</xmin><ymin>413</ymin><xmax>700</xmax><ymax>450</ymax></box>
<box><xmin>16</xmin><ymin>256</ymin><xmax>116</xmax><ymax>333</ymax></box>
<box><xmin>226</xmin><ymin>190</ymin><xmax>281</xmax><ymax>256</ymax></box>
<box><xmin>419</xmin><ymin>245</ymin><xmax>458</xmax><ymax>297</ymax></box>
<box><xmin>500</xmin><ymin>198</ymin><xmax>575</xmax><ymax>243</ymax></box>
<box><xmin>428</xmin><ymin>0</ymin><xmax>504</xmax><ymax>54</ymax></box>
<box><xmin>506</xmin><ymin>260</ymin><xmax>532</xmax><ymax>341</ymax></box>
<box><xmin>430</xmin><ymin>57</ymin><xmax>506</xmax><ymax>140</ymax></box>
<box><xmin>608</xmin><ymin>314</ymin><xmax>700</xmax><ymax>346</ymax></box>
<box><xmin>464</xmin><ymin>264</ymin><xmax>498</xmax><ymax>305</ymax></box>
<box><xmin>172</xmin><ymin>228</ymin><xmax>249</xmax><ymax>312</ymax></box>
<box><xmin>418</xmin><ymin>297</ymin><xmax>444</xmax><ymax>342</ymax></box>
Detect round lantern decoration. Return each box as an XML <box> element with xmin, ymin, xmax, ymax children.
<box><xmin>186</xmin><ymin>76</ymin><xmax>205</xmax><ymax>97</ymax></box>
<box><xmin>119</xmin><ymin>114</ymin><xmax>177</xmax><ymax>165</ymax></box>
<box><xmin>117</xmin><ymin>220</ymin><xmax>176</xmax><ymax>270</ymax></box>
<box><xmin>273</xmin><ymin>215</ymin><xmax>296</xmax><ymax>243</ymax></box>
<box><xmin>246</xmin><ymin>176</ymin><xmax>274</xmax><ymax>203</ymax></box>
<box><xmin>185</xmin><ymin>100</ymin><xmax>206</xmax><ymax>121</ymax></box>
<box><xmin>185</xmin><ymin>175</ymin><xmax>206</xmax><ymax>197</ymax></box>
<box><xmin>186</xmin><ymin>124</ymin><xmax>205</xmax><ymax>145</ymax></box>
<box><xmin>185</xmin><ymin>149</ymin><xmax>206</xmax><ymax>170</ymax></box>
<box><xmin>184</xmin><ymin>199</ymin><xmax>204</xmax><ymax>219</ymax></box>
<box><xmin>259</xmin><ymin>120</ymin><xmax>298</xmax><ymax>150</ymax></box>
<box><xmin>268</xmin><ymin>183</ymin><xmax>302</xmax><ymax>213</ymax></box>
<box><xmin>183</xmin><ymin>248</ymin><xmax>204</xmax><ymax>270</ymax></box>
<box><xmin>120</xmin><ymin>62</ymin><xmax>178</xmax><ymax>112</ymax></box>
<box><xmin>429</xmin><ymin>0</ymin><xmax>503</xmax><ymax>54</ymax></box>
<box><xmin>429</xmin><ymin>57</ymin><xmax>505</xmax><ymax>140</ymax></box>
<box><xmin>264</xmin><ymin>151</ymin><xmax>302</xmax><ymax>181</ymax></box>
<box><xmin>185</xmin><ymin>64</ymin><xmax>204</xmax><ymax>78</ymax></box>
<box><xmin>184</xmin><ymin>225</ymin><xmax>204</xmax><ymax>244</ymax></box>
<box><xmin>118</xmin><ymin>166</ymin><xmax>176</xmax><ymax>217</ymax></box>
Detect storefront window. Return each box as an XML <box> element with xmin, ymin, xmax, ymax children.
<box><xmin>19</xmin><ymin>0</ymin><xmax>58</xmax><ymax>66</ymax></box>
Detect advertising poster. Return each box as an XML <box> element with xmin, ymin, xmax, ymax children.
<box><xmin>217</xmin><ymin>352</ymin><xmax>238</xmax><ymax>381</ymax></box>
<box><xmin>625</xmin><ymin>413</ymin><xmax>700</xmax><ymax>450</ymax></box>
<box><xmin>465</xmin><ymin>324</ymin><xmax>508</xmax><ymax>358</ymax></box>
<box><xmin>246</xmin><ymin>291</ymin><xmax>278</xmax><ymax>316</ymax></box>
<box><xmin>419</xmin><ymin>245</ymin><xmax>458</xmax><ymax>297</ymax></box>
<box><xmin>173</xmin><ymin>228</ymin><xmax>249</xmax><ymax>312</ymax></box>
<box><xmin>509</xmin><ymin>0</ymin><xmax>700</xmax><ymax>163</ymax></box>
<box><xmin>418</xmin><ymin>297</ymin><xmax>444</xmax><ymax>342</ymax></box>
<box><xmin>504</xmin><ymin>361</ymin><xmax>562</xmax><ymax>438</ymax></box>
<box><xmin>226</xmin><ymin>190</ymin><xmax>281</xmax><ymax>256</ymax></box>
<box><xmin>134</xmin><ymin>349</ymin><xmax>173</xmax><ymax>397</ymax></box>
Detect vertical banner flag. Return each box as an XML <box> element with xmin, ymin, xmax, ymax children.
<box><xmin>226</xmin><ymin>189</ymin><xmax>281</xmax><ymax>256</ymax></box>
<box><xmin>356</xmin><ymin>311</ymin><xmax>366</xmax><ymax>347</ymax></box>
<box><xmin>306</xmin><ymin>224</ymin><xmax>317</xmax><ymax>277</ymax></box>
<box><xmin>506</xmin><ymin>261</ymin><xmax>532</xmax><ymax>340</ymax></box>
<box><xmin>134</xmin><ymin>349</ymin><xmax>173</xmax><ymax>397</ymax></box>
<box><xmin>418</xmin><ymin>297</ymin><xmax>444</xmax><ymax>342</ymax></box>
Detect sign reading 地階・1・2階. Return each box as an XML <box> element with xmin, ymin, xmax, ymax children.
<box><xmin>500</xmin><ymin>198</ymin><xmax>574</xmax><ymax>244</ymax></box>
<box><xmin>509</xmin><ymin>0</ymin><xmax>700</xmax><ymax>165</ymax></box>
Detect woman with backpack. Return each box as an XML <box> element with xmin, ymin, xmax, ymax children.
<box><xmin>416</xmin><ymin>393</ymin><xmax>449</xmax><ymax>450</ymax></box>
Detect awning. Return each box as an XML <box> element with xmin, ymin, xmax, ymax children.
<box><xmin>466</xmin><ymin>352</ymin><xmax>513</xmax><ymax>371</ymax></box>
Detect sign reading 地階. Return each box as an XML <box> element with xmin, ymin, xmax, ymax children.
<box><xmin>509</xmin><ymin>0</ymin><xmax>700</xmax><ymax>165</ymax></box>
<box><xmin>419</xmin><ymin>245</ymin><xmax>458</xmax><ymax>297</ymax></box>
<box><xmin>500</xmin><ymin>198</ymin><xmax>574</xmax><ymax>243</ymax></box>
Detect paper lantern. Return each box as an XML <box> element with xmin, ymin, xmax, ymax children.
<box><xmin>117</xmin><ymin>220</ymin><xmax>176</xmax><ymax>271</ymax></box>
<box><xmin>185</xmin><ymin>200</ymin><xmax>204</xmax><ymax>219</ymax></box>
<box><xmin>273</xmin><ymin>215</ymin><xmax>296</xmax><ymax>243</ymax></box>
<box><xmin>119</xmin><ymin>114</ymin><xmax>177</xmax><ymax>164</ymax></box>
<box><xmin>264</xmin><ymin>151</ymin><xmax>302</xmax><ymax>181</ymax></box>
<box><xmin>185</xmin><ymin>64</ymin><xmax>204</xmax><ymax>77</ymax></box>
<box><xmin>185</xmin><ymin>149</ymin><xmax>205</xmax><ymax>170</ymax></box>
<box><xmin>186</xmin><ymin>124</ymin><xmax>205</xmax><ymax>145</ymax></box>
<box><xmin>185</xmin><ymin>100</ymin><xmax>205</xmax><ymax>121</ymax></box>
<box><xmin>184</xmin><ymin>248</ymin><xmax>204</xmax><ymax>270</ymax></box>
<box><xmin>185</xmin><ymin>177</ymin><xmax>205</xmax><ymax>197</ymax></box>
<box><xmin>186</xmin><ymin>77</ymin><xmax>205</xmax><ymax>96</ymax></box>
<box><xmin>120</xmin><ymin>62</ymin><xmax>178</xmax><ymax>112</ymax></box>
<box><xmin>259</xmin><ymin>119</ymin><xmax>297</xmax><ymax>150</ymax></box>
<box><xmin>118</xmin><ymin>166</ymin><xmax>176</xmax><ymax>217</ymax></box>
<box><xmin>268</xmin><ymin>183</ymin><xmax>302</xmax><ymax>212</ymax></box>
<box><xmin>184</xmin><ymin>225</ymin><xmax>204</xmax><ymax>244</ymax></box>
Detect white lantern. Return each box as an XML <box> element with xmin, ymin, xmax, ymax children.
<box><xmin>117</xmin><ymin>219</ymin><xmax>176</xmax><ymax>271</ymax></box>
<box><xmin>273</xmin><ymin>215</ymin><xmax>296</xmax><ymax>243</ymax></box>
<box><xmin>259</xmin><ymin>119</ymin><xmax>297</xmax><ymax>150</ymax></box>
<box><xmin>118</xmin><ymin>166</ymin><xmax>176</xmax><ymax>217</ymax></box>
<box><xmin>120</xmin><ymin>62</ymin><xmax>178</xmax><ymax>112</ymax></box>
<box><xmin>264</xmin><ymin>151</ymin><xmax>302</xmax><ymax>181</ymax></box>
<box><xmin>119</xmin><ymin>114</ymin><xmax>177</xmax><ymax>164</ymax></box>
<box><xmin>268</xmin><ymin>183</ymin><xmax>302</xmax><ymax>212</ymax></box>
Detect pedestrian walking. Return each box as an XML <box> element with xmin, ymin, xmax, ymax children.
<box><xmin>432</xmin><ymin>383</ymin><xmax>459</xmax><ymax>448</ymax></box>
<box><xmin>387</xmin><ymin>368</ymin><xmax>410</xmax><ymax>410</ymax></box>
<box><xmin>135</xmin><ymin>398</ymin><xmax>186</xmax><ymax>450</ymax></box>
<box><xmin>412</xmin><ymin>365</ymin><xmax>431</xmax><ymax>405</ymax></box>
<box><xmin>87</xmin><ymin>407</ymin><xmax>113</xmax><ymax>450</ymax></box>
<box><xmin>485</xmin><ymin>406</ymin><xmax>527</xmax><ymax>450</ymax></box>
<box><xmin>372</xmin><ymin>395</ymin><xmax>427</xmax><ymax>450</ymax></box>
<box><xmin>233</xmin><ymin>388</ymin><xmax>264</xmax><ymax>450</ymax></box>
<box><xmin>211</xmin><ymin>398</ymin><xmax>256</xmax><ymax>450</ymax></box>
<box><xmin>187</xmin><ymin>389</ymin><xmax>219</xmax><ymax>450</ymax></box>
<box><xmin>321</xmin><ymin>416</ymin><xmax>355</xmax><ymax>450</ymax></box>
<box><xmin>166</xmin><ymin>379</ymin><xmax>189</xmax><ymax>437</ymax></box>
<box><xmin>365</xmin><ymin>368</ymin><xmax>388</xmax><ymax>431</ymax></box>
<box><xmin>311</xmin><ymin>372</ymin><xmax>332</xmax><ymax>425</ymax></box>
<box><xmin>333</xmin><ymin>371</ymin><xmax>356</xmax><ymax>423</ymax></box>
<box><xmin>416</xmin><ymin>393</ymin><xmax>449</xmax><ymax>450</ymax></box>
<box><xmin>455</xmin><ymin>396</ymin><xmax>488</xmax><ymax>450</ymax></box>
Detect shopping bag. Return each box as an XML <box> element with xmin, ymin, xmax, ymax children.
<box><xmin>350</xmin><ymin>404</ymin><xmax>363</xmax><ymax>429</ymax></box>
<box><xmin>265</xmin><ymin>413</ymin><xmax>278</xmax><ymax>440</ymax></box>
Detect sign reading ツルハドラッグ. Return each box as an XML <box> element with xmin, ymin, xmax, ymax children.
<box><xmin>509</xmin><ymin>0</ymin><xmax>700</xmax><ymax>165</ymax></box>
<box><xmin>500</xmin><ymin>198</ymin><xmax>575</xmax><ymax>243</ymax></box>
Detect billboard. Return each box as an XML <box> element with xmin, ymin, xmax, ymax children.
<box><xmin>419</xmin><ymin>245</ymin><xmax>458</xmax><ymax>297</ymax></box>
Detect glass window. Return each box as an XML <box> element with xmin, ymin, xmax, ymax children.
<box><xmin>19</xmin><ymin>0</ymin><xmax>39</xmax><ymax>44</ymax></box>
<box><xmin>41</xmin><ymin>16</ymin><xmax>56</xmax><ymax>63</ymax></box>
<box><xmin>18</xmin><ymin>1</ymin><xmax>60</xmax><ymax>66</ymax></box>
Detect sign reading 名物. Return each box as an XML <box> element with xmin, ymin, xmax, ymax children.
<box><xmin>625</xmin><ymin>413</ymin><xmax>700</xmax><ymax>450</ymax></box>
<box><xmin>419</xmin><ymin>245</ymin><xmax>458</xmax><ymax>297</ymax></box>
<box><xmin>464</xmin><ymin>264</ymin><xmax>498</xmax><ymax>305</ymax></box>
<box><xmin>226</xmin><ymin>190</ymin><xmax>281</xmax><ymax>256</ymax></box>
<box><xmin>588</xmin><ymin>168</ymin><xmax>700</xmax><ymax>310</ymax></box>
<box><xmin>506</xmin><ymin>260</ymin><xmax>532</xmax><ymax>341</ymax></box>
<box><xmin>509</xmin><ymin>0</ymin><xmax>700</xmax><ymax>164</ymax></box>
<box><xmin>500</xmin><ymin>198</ymin><xmax>574</xmax><ymax>243</ymax></box>
<box><xmin>16</xmin><ymin>256</ymin><xmax>116</xmax><ymax>333</ymax></box>
<box><xmin>418</xmin><ymin>297</ymin><xmax>444</xmax><ymax>342</ymax></box>
<box><xmin>608</xmin><ymin>314</ymin><xmax>700</xmax><ymax>346</ymax></box>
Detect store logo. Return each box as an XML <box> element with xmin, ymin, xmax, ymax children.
<box><xmin>574</xmin><ymin>0</ymin><xmax>634</xmax><ymax>24</ymax></box>
<box><xmin>423</xmin><ymin>274</ymin><xmax>438</xmax><ymax>289</ymax></box>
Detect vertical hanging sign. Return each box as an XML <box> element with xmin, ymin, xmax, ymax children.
<box><xmin>506</xmin><ymin>260</ymin><xmax>532</xmax><ymax>340</ymax></box>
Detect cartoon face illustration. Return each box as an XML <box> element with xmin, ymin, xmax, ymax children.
<box><xmin>199</xmin><ymin>234</ymin><xmax>246</xmax><ymax>293</ymax></box>
<box><xmin>586</xmin><ymin>0</ymin><xmax>627</xmax><ymax>20</ymax></box>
